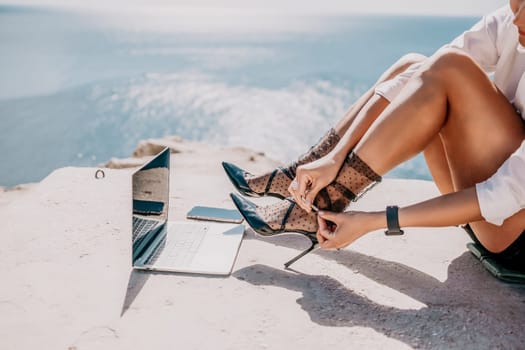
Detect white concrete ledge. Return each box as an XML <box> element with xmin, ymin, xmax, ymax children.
<box><xmin>1</xmin><ymin>137</ymin><xmax>523</xmax><ymax>349</ymax></box>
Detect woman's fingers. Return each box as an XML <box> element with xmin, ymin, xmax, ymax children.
<box><xmin>288</xmin><ymin>178</ymin><xmax>301</xmax><ymax>204</ymax></box>
<box><xmin>317</xmin><ymin>214</ymin><xmax>330</xmax><ymax>233</ymax></box>
<box><xmin>297</xmin><ymin>173</ymin><xmax>310</xmax><ymax>208</ymax></box>
<box><xmin>317</xmin><ymin>210</ymin><xmax>341</xmax><ymax>223</ymax></box>
<box><xmin>304</xmin><ymin>183</ymin><xmax>322</xmax><ymax>211</ymax></box>
<box><xmin>317</xmin><ymin>211</ymin><xmax>346</xmax><ymax>249</ymax></box>
<box><xmin>316</xmin><ymin>231</ymin><xmax>326</xmax><ymax>245</ymax></box>
<box><xmin>290</xmin><ymin>172</ymin><xmax>314</xmax><ymax>212</ymax></box>
<box><xmin>288</xmin><ymin>178</ymin><xmax>298</xmax><ymax>194</ymax></box>
<box><xmin>288</xmin><ymin>180</ymin><xmax>301</xmax><ymax>208</ymax></box>
<box><xmin>318</xmin><ymin>211</ymin><xmax>372</xmax><ymax>250</ymax></box>
<box><xmin>321</xmin><ymin>239</ymin><xmax>338</xmax><ymax>250</ymax></box>
<box><xmin>317</xmin><ymin>212</ymin><xmax>340</xmax><ymax>249</ymax></box>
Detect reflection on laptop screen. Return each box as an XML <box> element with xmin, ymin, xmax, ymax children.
<box><xmin>131</xmin><ymin>148</ymin><xmax>170</xmax><ymax>263</ymax></box>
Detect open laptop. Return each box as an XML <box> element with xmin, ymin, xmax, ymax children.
<box><xmin>131</xmin><ymin>147</ymin><xmax>245</xmax><ymax>275</ymax></box>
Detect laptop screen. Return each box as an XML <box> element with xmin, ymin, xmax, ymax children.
<box><xmin>131</xmin><ymin>147</ymin><xmax>170</xmax><ymax>262</ymax></box>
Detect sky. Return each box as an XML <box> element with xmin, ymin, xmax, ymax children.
<box><xmin>0</xmin><ymin>0</ymin><xmax>509</xmax><ymax>16</ymax></box>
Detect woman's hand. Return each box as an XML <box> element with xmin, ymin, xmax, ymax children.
<box><xmin>316</xmin><ymin>210</ymin><xmax>383</xmax><ymax>250</ymax></box>
<box><xmin>288</xmin><ymin>154</ymin><xmax>343</xmax><ymax>212</ymax></box>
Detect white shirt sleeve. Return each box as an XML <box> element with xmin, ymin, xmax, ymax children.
<box><xmin>476</xmin><ymin>140</ymin><xmax>525</xmax><ymax>226</ymax></box>
<box><xmin>375</xmin><ymin>7</ymin><xmax>503</xmax><ymax>102</ymax></box>
<box><xmin>374</xmin><ymin>62</ymin><xmax>421</xmax><ymax>102</ymax></box>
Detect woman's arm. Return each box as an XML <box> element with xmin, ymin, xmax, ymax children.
<box><xmin>400</xmin><ymin>187</ymin><xmax>483</xmax><ymax>227</ymax></box>
<box><xmin>476</xmin><ymin>140</ymin><xmax>525</xmax><ymax>225</ymax></box>
<box><xmin>316</xmin><ymin>187</ymin><xmax>483</xmax><ymax>249</ymax></box>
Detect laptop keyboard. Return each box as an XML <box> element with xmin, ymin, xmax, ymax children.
<box><xmin>133</xmin><ymin>216</ymin><xmax>161</xmax><ymax>243</ymax></box>
<box><xmin>148</xmin><ymin>223</ymin><xmax>209</xmax><ymax>266</ymax></box>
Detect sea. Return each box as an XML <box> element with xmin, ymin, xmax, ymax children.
<box><xmin>0</xmin><ymin>5</ymin><xmax>479</xmax><ymax>187</ymax></box>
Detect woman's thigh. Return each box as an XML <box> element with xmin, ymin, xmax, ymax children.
<box><xmin>423</xmin><ymin>134</ymin><xmax>454</xmax><ymax>195</ymax></box>
<box><xmin>424</xmin><ymin>50</ymin><xmax>525</xmax><ymax>252</ymax></box>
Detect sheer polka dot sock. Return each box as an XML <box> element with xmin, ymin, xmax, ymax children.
<box><xmin>289</xmin><ymin>128</ymin><xmax>341</xmax><ymax>177</ymax></box>
<box><xmin>245</xmin><ymin>128</ymin><xmax>341</xmax><ymax>198</ymax></box>
<box><xmin>254</xmin><ymin>152</ymin><xmax>381</xmax><ymax>234</ymax></box>
<box><xmin>318</xmin><ymin>151</ymin><xmax>382</xmax><ymax>212</ymax></box>
<box><xmin>244</xmin><ymin>168</ymin><xmax>294</xmax><ymax>199</ymax></box>
<box><xmin>255</xmin><ymin>198</ymin><xmax>319</xmax><ymax>233</ymax></box>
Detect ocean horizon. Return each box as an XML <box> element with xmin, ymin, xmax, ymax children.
<box><xmin>0</xmin><ymin>5</ymin><xmax>479</xmax><ymax>186</ymax></box>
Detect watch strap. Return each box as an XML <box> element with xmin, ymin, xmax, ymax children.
<box><xmin>385</xmin><ymin>205</ymin><xmax>404</xmax><ymax>236</ymax></box>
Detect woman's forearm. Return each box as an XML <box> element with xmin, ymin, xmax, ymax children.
<box><xmin>367</xmin><ymin>186</ymin><xmax>484</xmax><ymax>230</ymax></box>
<box><xmin>398</xmin><ymin>187</ymin><xmax>483</xmax><ymax>227</ymax></box>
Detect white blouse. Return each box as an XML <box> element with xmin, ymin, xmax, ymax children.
<box><xmin>375</xmin><ymin>5</ymin><xmax>525</xmax><ymax>225</ymax></box>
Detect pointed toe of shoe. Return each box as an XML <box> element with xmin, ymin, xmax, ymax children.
<box><xmin>229</xmin><ymin>193</ymin><xmax>275</xmax><ymax>236</ymax></box>
<box><xmin>222</xmin><ymin>162</ymin><xmax>259</xmax><ymax>197</ymax></box>
<box><xmin>230</xmin><ymin>192</ymin><xmax>257</xmax><ymax>211</ymax></box>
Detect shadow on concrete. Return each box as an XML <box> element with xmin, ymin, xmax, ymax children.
<box><xmin>120</xmin><ymin>270</ymin><xmax>151</xmax><ymax>317</ymax></box>
<box><xmin>234</xmin><ymin>250</ymin><xmax>525</xmax><ymax>349</ymax></box>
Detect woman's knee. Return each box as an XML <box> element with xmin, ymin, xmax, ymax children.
<box><xmin>421</xmin><ymin>48</ymin><xmax>481</xmax><ymax>80</ymax></box>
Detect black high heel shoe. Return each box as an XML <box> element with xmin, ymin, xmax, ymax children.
<box><xmin>222</xmin><ymin>162</ymin><xmax>264</xmax><ymax>198</ymax></box>
<box><xmin>229</xmin><ymin>193</ymin><xmax>318</xmax><ymax>268</ymax></box>
<box><xmin>222</xmin><ymin>129</ymin><xmax>341</xmax><ymax>200</ymax></box>
<box><xmin>222</xmin><ymin>162</ymin><xmax>292</xmax><ymax>199</ymax></box>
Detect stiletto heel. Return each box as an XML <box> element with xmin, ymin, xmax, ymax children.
<box><xmin>284</xmin><ymin>235</ymin><xmax>318</xmax><ymax>268</ymax></box>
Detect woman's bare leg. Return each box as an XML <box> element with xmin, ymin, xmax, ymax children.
<box><xmin>333</xmin><ymin>53</ymin><xmax>427</xmax><ymax>137</ymax></box>
<box><xmin>224</xmin><ymin>54</ymin><xmax>427</xmax><ymax>199</ymax></box>
<box><xmin>354</xmin><ymin>49</ymin><xmax>525</xmax><ymax>252</ymax></box>
<box><xmin>424</xmin><ymin>135</ymin><xmax>454</xmax><ymax>194</ymax></box>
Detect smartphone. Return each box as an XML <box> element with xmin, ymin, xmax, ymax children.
<box><xmin>186</xmin><ymin>206</ymin><xmax>244</xmax><ymax>224</ymax></box>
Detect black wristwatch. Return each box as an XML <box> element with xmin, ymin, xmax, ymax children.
<box><xmin>384</xmin><ymin>205</ymin><xmax>404</xmax><ymax>236</ymax></box>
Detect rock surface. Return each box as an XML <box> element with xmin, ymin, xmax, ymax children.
<box><xmin>1</xmin><ymin>137</ymin><xmax>524</xmax><ymax>350</ymax></box>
